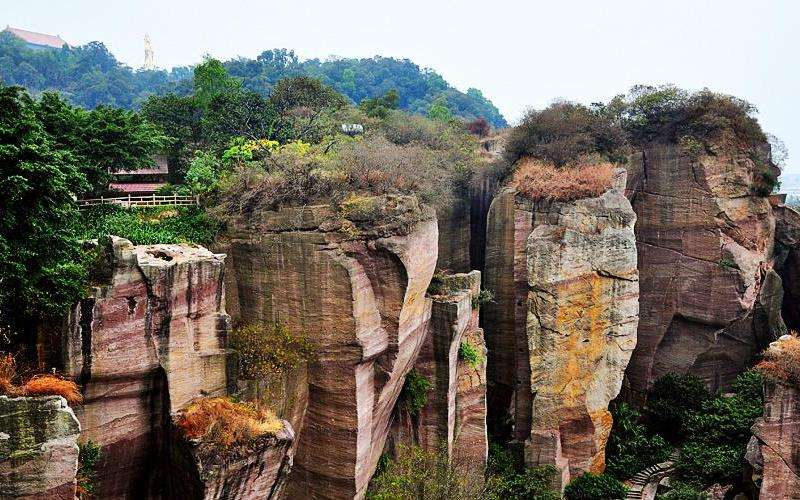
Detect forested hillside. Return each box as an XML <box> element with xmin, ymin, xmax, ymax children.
<box><xmin>0</xmin><ymin>33</ymin><xmax>506</xmax><ymax>127</ymax></box>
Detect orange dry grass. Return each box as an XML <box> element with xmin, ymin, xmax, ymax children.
<box><xmin>757</xmin><ymin>334</ymin><xmax>800</xmax><ymax>386</ymax></box>
<box><xmin>175</xmin><ymin>397</ymin><xmax>283</xmax><ymax>448</ymax></box>
<box><xmin>512</xmin><ymin>159</ymin><xmax>615</xmax><ymax>202</ymax></box>
<box><xmin>22</xmin><ymin>375</ymin><xmax>83</xmax><ymax>404</ymax></box>
<box><xmin>0</xmin><ymin>354</ymin><xmax>19</xmax><ymax>395</ymax></box>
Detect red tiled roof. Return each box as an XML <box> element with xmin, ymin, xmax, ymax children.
<box><xmin>109</xmin><ymin>183</ymin><xmax>166</xmax><ymax>194</ymax></box>
<box><xmin>111</xmin><ymin>155</ymin><xmax>170</xmax><ymax>175</ymax></box>
<box><xmin>4</xmin><ymin>26</ymin><xmax>70</xmax><ymax>49</ymax></box>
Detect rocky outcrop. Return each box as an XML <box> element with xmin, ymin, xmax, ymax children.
<box><xmin>436</xmin><ymin>199</ymin><xmax>472</xmax><ymax>273</ymax></box>
<box><xmin>62</xmin><ymin>237</ymin><xmax>231</xmax><ymax>498</ymax></box>
<box><xmin>623</xmin><ymin>137</ymin><xmax>784</xmax><ymax>400</ymax></box>
<box><xmin>384</xmin><ymin>271</ymin><xmax>488</xmax><ymax>467</ymax></box>
<box><xmin>0</xmin><ymin>395</ymin><xmax>81</xmax><ymax>499</ymax></box>
<box><xmin>483</xmin><ymin>169</ymin><xmax>639</xmax><ymax>486</ymax></box>
<box><xmin>170</xmin><ymin>420</ymin><xmax>295</xmax><ymax>499</ymax></box>
<box><xmin>220</xmin><ymin>195</ymin><xmax>438</xmax><ymax>499</ymax></box>
<box><xmin>774</xmin><ymin>204</ymin><xmax>800</xmax><ymax>331</ymax></box>
<box><xmin>746</xmin><ymin>336</ymin><xmax>800</xmax><ymax>499</ymax></box>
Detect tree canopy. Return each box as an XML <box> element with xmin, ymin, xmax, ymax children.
<box><xmin>0</xmin><ymin>33</ymin><xmax>506</xmax><ymax>127</ymax></box>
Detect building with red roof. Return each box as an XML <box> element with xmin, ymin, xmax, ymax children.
<box><xmin>3</xmin><ymin>26</ymin><xmax>71</xmax><ymax>50</ymax></box>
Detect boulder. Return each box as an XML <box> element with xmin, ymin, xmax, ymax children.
<box><xmin>0</xmin><ymin>395</ymin><xmax>81</xmax><ymax>499</ymax></box>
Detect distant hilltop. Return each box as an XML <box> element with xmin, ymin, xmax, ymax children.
<box><xmin>0</xmin><ymin>30</ymin><xmax>507</xmax><ymax>127</ymax></box>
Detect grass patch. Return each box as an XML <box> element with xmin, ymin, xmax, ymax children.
<box><xmin>228</xmin><ymin>322</ymin><xmax>316</xmax><ymax>380</ymax></box>
<box><xmin>175</xmin><ymin>397</ymin><xmax>283</xmax><ymax>449</ymax></box>
<box><xmin>512</xmin><ymin>159</ymin><xmax>614</xmax><ymax>202</ymax></box>
<box><xmin>74</xmin><ymin>205</ymin><xmax>220</xmax><ymax>246</ymax></box>
<box><xmin>757</xmin><ymin>334</ymin><xmax>800</xmax><ymax>386</ymax></box>
<box><xmin>0</xmin><ymin>353</ymin><xmax>82</xmax><ymax>404</ymax></box>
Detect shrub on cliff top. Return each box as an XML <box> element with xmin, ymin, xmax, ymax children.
<box><xmin>512</xmin><ymin>159</ymin><xmax>615</xmax><ymax>202</ymax></box>
<box><xmin>175</xmin><ymin>397</ymin><xmax>283</xmax><ymax>448</ymax></box>
<box><xmin>504</xmin><ymin>101</ymin><xmax>628</xmax><ymax>166</ymax></box>
<box><xmin>0</xmin><ymin>353</ymin><xmax>83</xmax><ymax>404</ymax></box>
<box><xmin>757</xmin><ymin>334</ymin><xmax>800</xmax><ymax>386</ymax></box>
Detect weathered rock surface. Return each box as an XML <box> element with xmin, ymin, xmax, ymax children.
<box><xmin>384</xmin><ymin>271</ymin><xmax>488</xmax><ymax>467</ymax></box>
<box><xmin>169</xmin><ymin>420</ymin><xmax>295</xmax><ymax>500</ymax></box>
<box><xmin>0</xmin><ymin>395</ymin><xmax>81</xmax><ymax>499</ymax></box>
<box><xmin>436</xmin><ymin>199</ymin><xmax>472</xmax><ymax>273</ymax></box>
<box><xmin>623</xmin><ymin>137</ymin><xmax>784</xmax><ymax>400</ymax></box>
<box><xmin>774</xmin><ymin>204</ymin><xmax>800</xmax><ymax>331</ymax></box>
<box><xmin>748</xmin><ymin>380</ymin><xmax>800</xmax><ymax>498</ymax></box>
<box><xmin>220</xmin><ymin>195</ymin><xmax>438</xmax><ymax>499</ymax></box>
<box><xmin>63</xmin><ymin>237</ymin><xmax>231</xmax><ymax>498</ymax></box>
<box><xmin>483</xmin><ymin>169</ymin><xmax>638</xmax><ymax>485</ymax></box>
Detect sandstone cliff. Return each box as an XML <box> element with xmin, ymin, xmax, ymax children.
<box><xmin>774</xmin><ymin>203</ymin><xmax>800</xmax><ymax>331</ymax></box>
<box><xmin>62</xmin><ymin>237</ymin><xmax>231</xmax><ymax>498</ymax></box>
<box><xmin>623</xmin><ymin>136</ymin><xmax>785</xmax><ymax>400</ymax></box>
<box><xmin>0</xmin><ymin>395</ymin><xmax>81</xmax><ymax>499</ymax></box>
<box><xmin>220</xmin><ymin>195</ymin><xmax>438</xmax><ymax>499</ymax></box>
<box><xmin>483</xmin><ymin>169</ymin><xmax>639</xmax><ymax>486</ymax></box>
<box><xmin>384</xmin><ymin>271</ymin><xmax>488</xmax><ymax>467</ymax></box>
<box><xmin>747</xmin><ymin>335</ymin><xmax>800</xmax><ymax>499</ymax></box>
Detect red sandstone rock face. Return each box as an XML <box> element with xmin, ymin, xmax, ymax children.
<box><xmin>748</xmin><ymin>378</ymin><xmax>800</xmax><ymax>499</ymax></box>
<box><xmin>221</xmin><ymin>196</ymin><xmax>438</xmax><ymax>499</ymax></box>
<box><xmin>170</xmin><ymin>421</ymin><xmax>295</xmax><ymax>499</ymax></box>
<box><xmin>384</xmin><ymin>271</ymin><xmax>488</xmax><ymax>468</ymax></box>
<box><xmin>62</xmin><ymin>237</ymin><xmax>231</xmax><ymax>499</ymax></box>
<box><xmin>624</xmin><ymin>138</ymin><xmax>784</xmax><ymax>400</ymax></box>
<box><xmin>775</xmin><ymin>204</ymin><xmax>800</xmax><ymax>331</ymax></box>
<box><xmin>483</xmin><ymin>170</ymin><xmax>638</xmax><ymax>486</ymax></box>
<box><xmin>0</xmin><ymin>395</ymin><xmax>81</xmax><ymax>499</ymax></box>
<box><xmin>436</xmin><ymin>199</ymin><xmax>472</xmax><ymax>273</ymax></box>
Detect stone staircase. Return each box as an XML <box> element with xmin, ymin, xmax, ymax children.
<box><xmin>625</xmin><ymin>451</ymin><xmax>679</xmax><ymax>500</ymax></box>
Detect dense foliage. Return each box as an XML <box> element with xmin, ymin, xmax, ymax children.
<box><xmin>73</xmin><ymin>205</ymin><xmax>220</xmax><ymax>245</ymax></box>
<box><xmin>458</xmin><ymin>340</ymin><xmax>483</xmax><ymax>368</ymax></box>
<box><xmin>401</xmin><ymin>369</ymin><xmax>432</xmax><ymax>417</ymax></box>
<box><xmin>0</xmin><ymin>85</ymin><xmax>88</xmax><ymax>343</ymax></box>
<box><xmin>605</xmin><ymin>402</ymin><xmax>672</xmax><ymax>479</ymax></box>
<box><xmin>563</xmin><ymin>473</ymin><xmax>628</xmax><ymax>500</ymax></box>
<box><xmin>606</xmin><ymin>371</ymin><xmax>764</xmax><ymax>493</ymax></box>
<box><xmin>0</xmin><ymin>34</ymin><xmax>506</xmax><ymax>126</ymax></box>
<box><xmin>77</xmin><ymin>441</ymin><xmax>101</xmax><ymax>496</ymax></box>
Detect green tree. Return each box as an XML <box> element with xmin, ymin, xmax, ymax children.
<box><xmin>36</xmin><ymin>92</ymin><xmax>166</xmax><ymax>195</ymax></box>
<box><xmin>428</xmin><ymin>96</ymin><xmax>453</xmax><ymax>122</ymax></box>
<box><xmin>0</xmin><ymin>85</ymin><xmax>88</xmax><ymax>345</ymax></box>
<box><xmin>564</xmin><ymin>473</ymin><xmax>627</xmax><ymax>500</ymax></box>
<box><xmin>193</xmin><ymin>57</ymin><xmax>242</xmax><ymax>109</ymax></box>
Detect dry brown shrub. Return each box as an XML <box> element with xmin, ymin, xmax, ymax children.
<box><xmin>0</xmin><ymin>353</ymin><xmax>19</xmax><ymax>396</ymax></box>
<box><xmin>757</xmin><ymin>334</ymin><xmax>800</xmax><ymax>386</ymax></box>
<box><xmin>511</xmin><ymin>159</ymin><xmax>615</xmax><ymax>202</ymax></box>
<box><xmin>22</xmin><ymin>375</ymin><xmax>83</xmax><ymax>404</ymax></box>
<box><xmin>175</xmin><ymin>397</ymin><xmax>283</xmax><ymax>448</ymax></box>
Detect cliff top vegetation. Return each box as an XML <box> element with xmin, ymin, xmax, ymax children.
<box><xmin>175</xmin><ymin>397</ymin><xmax>283</xmax><ymax>449</ymax></box>
<box><xmin>505</xmin><ymin>85</ymin><xmax>781</xmax><ymax>179</ymax></box>
<box><xmin>0</xmin><ymin>353</ymin><xmax>82</xmax><ymax>404</ymax></box>
<box><xmin>757</xmin><ymin>333</ymin><xmax>800</xmax><ymax>386</ymax></box>
<box><xmin>512</xmin><ymin>159</ymin><xmax>615</xmax><ymax>202</ymax></box>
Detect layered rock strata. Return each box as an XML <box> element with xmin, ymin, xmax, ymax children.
<box><xmin>220</xmin><ymin>195</ymin><xmax>438</xmax><ymax>499</ymax></box>
<box><xmin>170</xmin><ymin>420</ymin><xmax>295</xmax><ymax>499</ymax></box>
<box><xmin>62</xmin><ymin>237</ymin><xmax>231</xmax><ymax>498</ymax></box>
<box><xmin>483</xmin><ymin>169</ymin><xmax>639</xmax><ymax>486</ymax></box>
<box><xmin>747</xmin><ymin>336</ymin><xmax>800</xmax><ymax>499</ymax></box>
<box><xmin>384</xmin><ymin>271</ymin><xmax>488</xmax><ymax>467</ymax></box>
<box><xmin>774</xmin><ymin>204</ymin><xmax>800</xmax><ymax>331</ymax></box>
<box><xmin>0</xmin><ymin>395</ymin><xmax>81</xmax><ymax>499</ymax></box>
<box><xmin>623</xmin><ymin>136</ymin><xmax>784</xmax><ymax>399</ymax></box>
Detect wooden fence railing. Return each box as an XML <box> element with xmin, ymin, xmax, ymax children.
<box><xmin>77</xmin><ymin>194</ymin><xmax>200</xmax><ymax>208</ymax></box>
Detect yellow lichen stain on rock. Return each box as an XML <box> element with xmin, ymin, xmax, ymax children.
<box><xmin>588</xmin><ymin>409</ymin><xmax>613</xmax><ymax>473</ymax></box>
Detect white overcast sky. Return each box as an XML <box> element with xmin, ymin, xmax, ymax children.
<box><xmin>4</xmin><ymin>0</ymin><xmax>799</xmax><ymax>172</ymax></box>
